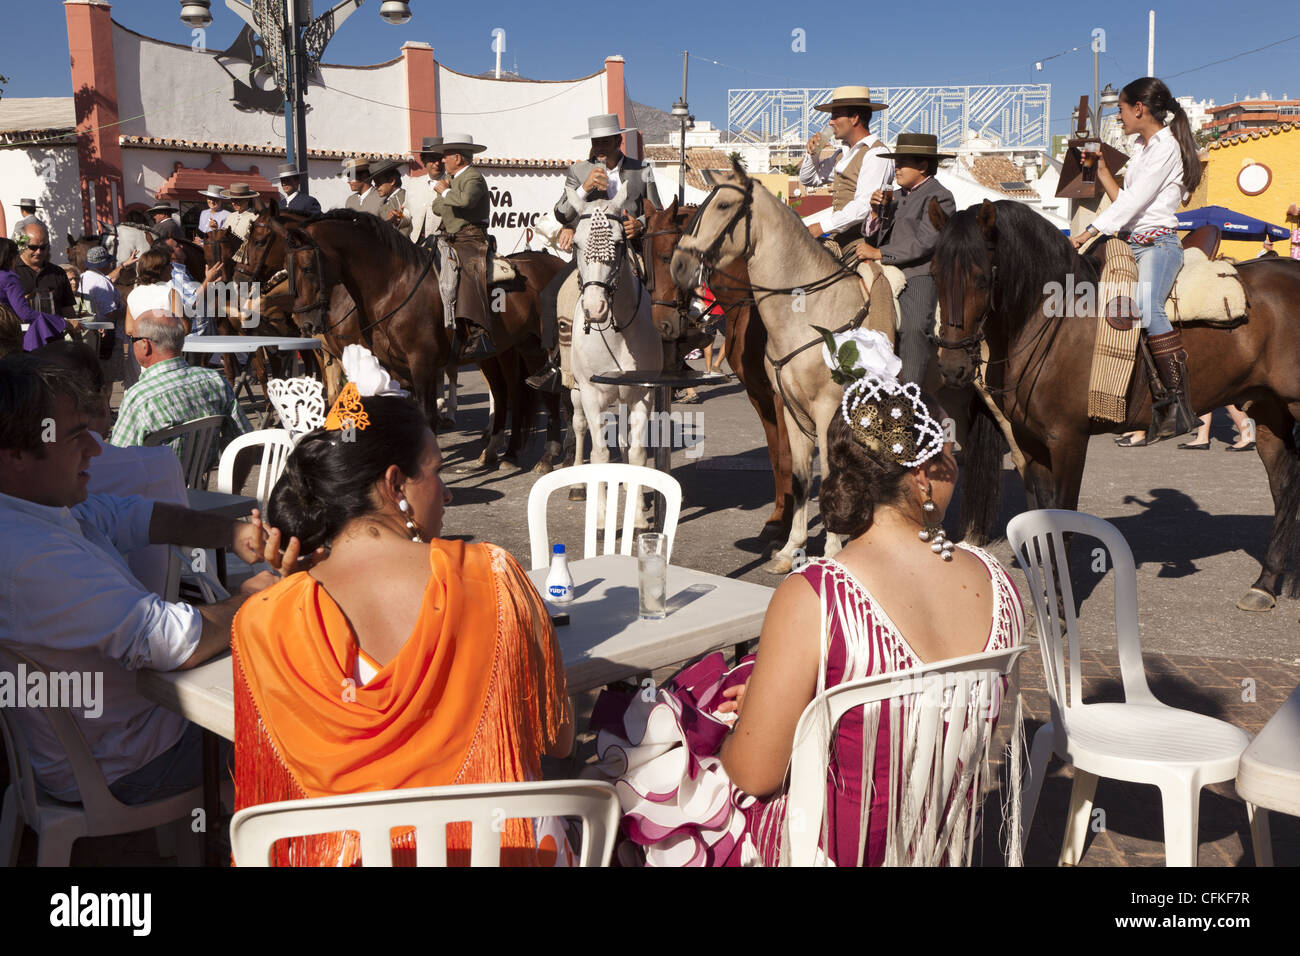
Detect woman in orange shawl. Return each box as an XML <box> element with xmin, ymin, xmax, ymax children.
<box><xmin>232</xmin><ymin>388</ymin><xmax>573</xmax><ymax>865</ymax></box>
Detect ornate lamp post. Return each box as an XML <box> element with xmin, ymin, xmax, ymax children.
<box><xmin>178</xmin><ymin>1</ymin><xmax>411</xmax><ymax>193</ymax></box>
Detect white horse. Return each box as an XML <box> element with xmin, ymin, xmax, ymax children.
<box><xmin>100</xmin><ymin>221</ymin><xmax>154</xmax><ymax>262</ymax></box>
<box><xmin>567</xmin><ymin>191</ymin><xmax>668</xmax><ymax>525</ymax></box>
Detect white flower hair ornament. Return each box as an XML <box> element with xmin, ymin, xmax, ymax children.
<box><xmin>815</xmin><ymin>325</ymin><xmax>945</xmax><ymax>469</ymax></box>
<box><xmin>340</xmin><ymin>344</ymin><xmax>409</xmax><ymax>398</ymax></box>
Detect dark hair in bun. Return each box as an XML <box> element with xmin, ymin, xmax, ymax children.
<box><xmin>267</xmin><ymin>395</ymin><xmax>429</xmax><ymax>552</ymax></box>
<box><xmin>819</xmin><ymin>390</ymin><xmax>945</xmax><ymax>538</ymax></box>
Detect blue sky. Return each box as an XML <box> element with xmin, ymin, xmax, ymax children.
<box><xmin>6</xmin><ymin>0</ymin><xmax>1298</xmax><ymax>136</ymax></box>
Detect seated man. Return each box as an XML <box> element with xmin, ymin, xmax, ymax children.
<box><xmin>109</xmin><ymin>312</ymin><xmax>252</xmax><ymax>467</ymax></box>
<box><xmin>857</xmin><ymin>133</ymin><xmax>956</xmax><ymax>386</ymax></box>
<box><xmin>78</xmin><ymin>245</ymin><xmax>129</xmax><ymax>359</ymax></box>
<box><xmin>0</xmin><ymin>354</ymin><xmax>276</xmax><ymax>804</ymax></box>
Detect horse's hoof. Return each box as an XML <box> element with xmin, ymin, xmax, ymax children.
<box><xmin>475</xmin><ymin>452</ymin><xmax>500</xmax><ymax>470</ymax></box>
<box><xmin>532</xmin><ymin>456</ymin><xmax>554</xmax><ymax>476</ymax></box>
<box><xmin>568</xmin><ymin>486</ymin><xmax>586</xmax><ymax>502</ymax></box>
<box><xmin>1236</xmin><ymin>587</ymin><xmax>1276</xmax><ymax>612</ymax></box>
<box><xmin>764</xmin><ymin>554</ymin><xmax>794</xmax><ymax>575</ymax></box>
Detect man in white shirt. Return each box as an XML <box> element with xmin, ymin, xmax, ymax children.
<box><xmin>0</xmin><ymin>354</ymin><xmax>277</xmax><ymax>804</ymax></box>
<box><xmin>800</xmin><ymin>86</ymin><xmax>894</xmax><ymax>256</ymax></box>
<box><xmin>78</xmin><ymin>245</ymin><xmax>127</xmax><ymax>359</ymax></box>
<box><xmin>403</xmin><ymin>137</ymin><xmax>445</xmax><ymax>251</ymax></box>
<box><xmin>196</xmin><ymin>184</ymin><xmax>229</xmax><ymax>235</ymax></box>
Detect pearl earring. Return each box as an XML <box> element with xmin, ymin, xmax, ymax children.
<box><xmin>398</xmin><ymin>497</ymin><xmax>423</xmax><ymax>543</ymax></box>
<box><xmin>917</xmin><ymin>489</ymin><xmax>954</xmax><ymax>561</ymax></box>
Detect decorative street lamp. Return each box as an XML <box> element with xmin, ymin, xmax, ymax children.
<box><xmin>180</xmin><ymin>1</ymin><xmax>411</xmax><ymax>192</ymax></box>
<box><xmin>672</xmin><ymin>51</ymin><xmax>692</xmax><ymax>205</ymax></box>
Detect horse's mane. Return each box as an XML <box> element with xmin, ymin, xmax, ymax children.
<box><xmin>934</xmin><ymin>200</ymin><xmax>1096</xmax><ymax>334</ymax></box>
<box><xmin>302</xmin><ymin>208</ymin><xmax>425</xmax><ymax>269</ymax></box>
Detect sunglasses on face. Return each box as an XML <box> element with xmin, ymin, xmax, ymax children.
<box><xmin>26</xmin><ymin>243</ymin><xmax>49</xmax><ymax>251</ymax></box>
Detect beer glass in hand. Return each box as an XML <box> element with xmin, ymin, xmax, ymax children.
<box><xmin>1080</xmin><ymin>141</ymin><xmax>1101</xmax><ymax>184</ymax></box>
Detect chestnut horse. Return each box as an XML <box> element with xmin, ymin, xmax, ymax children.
<box><xmin>277</xmin><ymin>210</ymin><xmax>569</xmax><ymax>469</ymax></box>
<box><xmin>933</xmin><ymin>199</ymin><xmax>1300</xmax><ymax>612</ymax></box>
<box><xmin>644</xmin><ymin>199</ymin><xmax>793</xmax><ymax>539</ymax></box>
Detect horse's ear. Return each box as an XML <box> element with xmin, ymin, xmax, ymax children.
<box><xmin>285</xmin><ymin>226</ymin><xmax>309</xmax><ymax>248</ymax></box>
<box><xmin>666</xmin><ymin>197</ymin><xmax>678</xmax><ymax>218</ymax></box>
<box><xmin>977</xmin><ymin>200</ymin><xmax>997</xmax><ymax>240</ymax></box>
<box><xmin>927</xmin><ymin>197</ymin><xmax>949</xmax><ymax>232</ymax></box>
<box><xmin>642</xmin><ymin>197</ymin><xmax>659</xmax><ymax>216</ymax></box>
<box><xmin>730</xmin><ymin>154</ymin><xmax>748</xmax><ymax>181</ymax></box>
<box><xmin>66</xmin><ymin>232</ymin><xmax>76</xmax><ymax>247</ymax></box>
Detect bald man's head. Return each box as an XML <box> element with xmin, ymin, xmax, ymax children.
<box><xmin>19</xmin><ymin>223</ymin><xmax>50</xmax><ymax>270</ymax></box>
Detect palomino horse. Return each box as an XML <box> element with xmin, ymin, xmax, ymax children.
<box><xmin>277</xmin><ymin>210</ymin><xmax>570</xmax><ymax>469</ymax></box>
<box><xmin>568</xmin><ymin>192</ymin><xmax>672</xmax><ymax>524</ymax></box>
<box><xmin>670</xmin><ymin>164</ymin><xmax>874</xmax><ymax>572</ymax></box>
<box><xmin>644</xmin><ymin>198</ymin><xmax>794</xmax><ymax>540</ymax></box>
<box><xmin>933</xmin><ymin>199</ymin><xmax>1300</xmax><ymax>612</ymax></box>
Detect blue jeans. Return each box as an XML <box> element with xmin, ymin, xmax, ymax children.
<box><xmin>1130</xmin><ymin>233</ymin><xmax>1182</xmax><ymax>336</ymax></box>
<box><xmin>108</xmin><ymin>721</ymin><xmax>220</xmax><ymax>806</ymax></box>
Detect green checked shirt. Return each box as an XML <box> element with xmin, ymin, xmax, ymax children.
<box><xmin>110</xmin><ymin>357</ymin><xmax>252</xmax><ymax>467</ymax></box>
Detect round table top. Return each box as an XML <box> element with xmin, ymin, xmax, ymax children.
<box><xmin>75</xmin><ymin>320</ymin><xmax>115</xmax><ymax>331</ymax></box>
<box><xmin>181</xmin><ymin>334</ymin><xmax>322</xmax><ymax>353</ymax></box>
<box><xmin>589</xmin><ymin>368</ymin><xmax>727</xmax><ymax>388</ymax></box>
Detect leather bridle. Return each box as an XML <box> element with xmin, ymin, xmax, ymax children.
<box><xmin>672</xmin><ymin>180</ymin><xmax>756</xmax><ymax>287</ymax></box>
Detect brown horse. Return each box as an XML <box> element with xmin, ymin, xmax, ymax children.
<box><xmin>933</xmin><ymin>199</ymin><xmax>1300</xmax><ymax>612</ymax></box>
<box><xmin>644</xmin><ymin>199</ymin><xmax>793</xmax><ymax>539</ymax></box>
<box><xmin>276</xmin><ymin>210</ymin><xmax>569</xmax><ymax>469</ymax></box>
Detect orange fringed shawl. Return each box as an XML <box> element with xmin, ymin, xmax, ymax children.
<box><xmin>231</xmin><ymin>540</ymin><xmax>569</xmax><ymax>866</ymax></box>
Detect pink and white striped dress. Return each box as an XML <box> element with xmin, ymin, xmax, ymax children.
<box><xmin>587</xmin><ymin>543</ymin><xmax>1024</xmax><ymax>866</ymax></box>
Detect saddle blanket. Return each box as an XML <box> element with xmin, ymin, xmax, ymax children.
<box><xmin>1165</xmin><ymin>248</ymin><xmax>1246</xmax><ymax>327</ymax></box>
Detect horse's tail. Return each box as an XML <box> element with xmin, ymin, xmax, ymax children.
<box><xmin>1269</xmin><ymin>438</ymin><xmax>1300</xmax><ymax>599</ymax></box>
<box><xmin>958</xmin><ymin>400</ymin><xmax>1006</xmax><ymax>546</ymax></box>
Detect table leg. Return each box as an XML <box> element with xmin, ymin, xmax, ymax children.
<box><xmin>653</xmin><ymin>385</ymin><xmax>673</xmax><ymax>532</ymax></box>
<box><xmin>215</xmin><ymin>548</ymin><xmax>228</xmax><ymax>589</ymax></box>
<box><xmin>202</xmin><ymin>729</ymin><xmax>221</xmax><ymax>866</ymax></box>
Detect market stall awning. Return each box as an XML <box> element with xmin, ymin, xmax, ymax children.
<box><xmin>154</xmin><ymin>154</ymin><xmax>277</xmax><ymax>201</ymax></box>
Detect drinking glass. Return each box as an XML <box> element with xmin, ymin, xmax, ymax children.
<box><xmin>1080</xmin><ymin>142</ymin><xmax>1100</xmax><ymax>184</ymax></box>
<box><xmin>637</xmin><ymin>532</ymin><xmax>668</xmax><ymax>621</ymax></box>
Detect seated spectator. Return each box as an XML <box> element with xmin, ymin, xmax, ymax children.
<box><xmin>109</xmin><ymin>312</ymin><xmax>252</xmax><ymax>469</ymax></box>
<box><xmin>35</xmin><ymin>339</ymin><xmax>186</xmax><ymax>595</ymax></box>
<box><xmin>0</xmin><ymin>354</ymin><xmax>278</xmax><ymax>805</ymax></box>
<box><xmin>234</xmin><ymin>349</ymin><xmax>572</xmax><ymax>865</ymax></box>
<box><xmin>123</xmin><ymin>245</ymin><xmax>180</xmax><ymax>388</ymax></box>
<box><xmin>587</xmin><ymin>331</ymin><xmax>1024</xmax><ymax>866</ymax></box>
<box><xmin>0</xmin><ymin>235</ymin><xmax>79</xmax><ymax>351</ymax></box>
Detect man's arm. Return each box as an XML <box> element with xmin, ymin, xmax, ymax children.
<box><xmin>149</xmin><ymin>501</ymin><xmax>268</xmax><ymax>568</ymax></box>
<box><xmin>553</xmin><ymin>165</ymin><xmax>586</xmax><ymax>227</ymax></box>
<box><xmin>798</xmin><ymin>150</ymin><xmax>835</xmax><ymax>188</ymax></box>
<box><xmin>880</xmin><ymin>186</ymin><xmax>957</xmax><ymax>268</ymax></box>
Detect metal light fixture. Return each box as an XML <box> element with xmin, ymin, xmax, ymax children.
<box><xmin>178</xmin><ymin>0</ymin><xmax>212</xmax><ymax>28</ymax></box>
<box><xmin>379</xmin><ymin>1</ymin><xmax>412</xmax><ymax>25</ymax></box>
<box><xmin>1100</xmin><ymin>83</ymin><xmax>1120</xmax><ymax>110</ymax></box>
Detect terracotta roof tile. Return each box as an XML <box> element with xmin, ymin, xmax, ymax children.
<box><xmin>1206</xmin><ymin>122</ymin><xmax>1297</xmax><ymax>149</ymax></box>
<box><xmin>963</xmin><ymin>155</ymin><xmax>1036</xmax><ymax>196</ymax></box>
<box><xmin>119</xmin><ymin>135</ymin><xmax>574</xmax><ymax>169</ymax></box>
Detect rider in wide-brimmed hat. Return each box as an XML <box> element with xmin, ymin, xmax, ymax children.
<box><xmin>197</xmin><ymin>184</ymin><xmax>229</xmax><ymax>235</ymax></box>
<box><xmin>341</xmin><ymin>157</ymin><xmax>381</xmax><ymax>215</ymax></box>
<box><xmin>221</xmin><ymin>182</ymin><xmax>260</xmax><ymax>240</ymax></box>
<box><xmin>855</xmin><ymin>132</ymin><xmax>956</xmax><ymax>386</ymax></box>
<box><xmin>9</xmin><ymin>198</ymin><xmax>45</xmax><ymax>241</ymax></box>
<box><xmin>272</xmin><ymin>162</ymin><xmax>321</xmax><ymax>215</ymax></box>
<box><xmin>527</xmin><ymin>113</ymin><xmax>662</xmax><ymax>392</ymax></box>
<box><xmin>369</xmin><ymin>158</ymin><xmax>411</xmax><ymax>233</ymax></box>
<box><xmin>430</xmin><ymin>133</ymin><xmax>497</xmax><ymax>363</ymax></box>
<box><xmin>802</xmin><ymin>86</ymin><xmax>894</xmax><ymax>257</ymax></box>
<box><xmin>146</xmin><ymin>201</ymin><xmax>183</xmax><ymax>242</ymax></box>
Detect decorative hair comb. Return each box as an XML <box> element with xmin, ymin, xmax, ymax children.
<box><xmin>323</xmin><ymin>345</ymin><xmax>409</xmax><ymax>433</ymax></box>
<box><xmin>817</xmin><ymin>326</ymin><xmax>945</xmax><ymax>468</ymax></box>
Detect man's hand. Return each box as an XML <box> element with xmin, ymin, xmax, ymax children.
<box><xmin>622</xmin><ymin>213</ymin><xmax>641</xmax><ymax>241</ymax></box>
<box><xmin>239</xmin><ymin>569</ymin><xmax>280</xmax><ymax>595</ymax></box>
<box><xmin>582</xmin><ymin>168</ymin><xmax>609</xmax><ymax>193</ymax></box>
<box><xmin>433</xmin><ymin>179</ymin><xmax>450</xmax><ymax>195</ymax></box>
<box><xmin>253</xmin><ymin>511</ymin><xmax>326</xmax><ymax>575</ymax></box>
<box><xmin>231</xmin><ymin>511</ymin><xmax>267</xmax><ymax>565</ymax></box>
<box><xmin>807</xmin><ymin>222</ymin><xmax>824</xmax><ymax>238</ymax></box>
<box><xmin>805</xmin><ymin>133</ymin><xmax>822</xmax><ymax>155</ymax></box>
<box><xmin>387</xmin><ymin>209</ymin><xmax>403</xmax><ymax>223</ymax></box>
<box><xmin>556</xmin><ymin>227</ymin><xmax>575</xmax><ymax>253</ymax></box>
<box><xmin>1070</xmin><ymin>231</ymin><xmax>1091</xmax><ymax>249</ymax></box>
<box><xmin>857</xmin><ymin>243</ymin><xmax>883</xmax><ymax>261</ymax></box>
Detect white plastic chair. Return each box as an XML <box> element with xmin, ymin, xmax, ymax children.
<box><xmin>216</xmin><ymin>429</ymin><xmax>294</xmax><ymax>512</ymax></box>
<box><xmin>527</xmin><ymin>463</ymin><xmax>682</xmax><ymax>570</ymax></box>
<box><xmin>785</xmin><ymin>646</ymin><xmax>1025</xmax><ymax>867</ymax></box>
<box><xmin>229</xmin><ymin>780</ymin><xmax>622</xmax><ymax>867</ymax></box>
<box><xmin>142</xmin><ymin>414</ymin><xmax>226</xmax><ymax>490</ymax></box>
<box><xmin>1007</xmin><ymin>509</ymin><xmax>1264</xmax><ymax>867</ymax></box>
<box><xmin>265</xmin><ymin>377</ymin><xmax>326</xmax><ymax>440</ymax></box>
<box><xmin>0</xmin><ymin>645</ymin><xmax>201</xmax><ymax>867</ymax></box>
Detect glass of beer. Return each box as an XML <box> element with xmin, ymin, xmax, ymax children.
<box><xmin>1080</xmin><ymin>142</ymin><xmax>1101</xmax><ymax>184</ymax></box>
<box><xmin>879</xmin><ymin>186</ymin><xmax>895</xmax><ymax>228</ymax></box>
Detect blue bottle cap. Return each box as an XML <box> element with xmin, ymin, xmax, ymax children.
<box><xmin>552</xmin><ymin>543</ymin><xmax>565</xmax><ymax>554</ymax></box>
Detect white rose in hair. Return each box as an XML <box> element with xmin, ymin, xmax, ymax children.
<box><xmin>341</xmin><ymin>344</ymin><xmax>410</xmax><ymax>398</ymax></box>
<box><xmin>820</xmin><ymin>328</ymin><xmax>901</xmax><ymax>380</ymax></box>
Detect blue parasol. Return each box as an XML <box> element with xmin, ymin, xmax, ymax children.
<box><xmin>1175</xmin><ymin>205</ymin><xmax>1290</xmax><ymax>241</ymax></box>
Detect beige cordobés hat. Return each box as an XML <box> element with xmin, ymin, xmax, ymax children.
<box><xmin>575</xmin><ymin>113</ymin><xmax>636</xmax><ymax>140</ymax></box>
<box><xmin>814</xmin><ymin>85</ymin><xmax>888</xmax><ymax>113</ymax></box>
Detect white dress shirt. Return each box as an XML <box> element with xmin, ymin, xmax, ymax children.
<box><xmin>1090</xmin><ymin>126</ymin><xmax>1185</xmax><ymax>235</ymax></box>
<box><xmin>78</xmin><ymin>269</ymin><xmax>122</xmax><ymax>322</ymax></box>
<box><xmin>800</xmin><ymin>138</ymin><xmax>895</xmax><ymax>234</ymax></box>
<box><xmin>404</xmin><ymin>172</ymin><xmax>444</xmax><ymax>242</ymax></box>
<box><xmin>0</xmin><ymin>491</ymin><xmax>198</xmax><ymax>801</ymax></box>
<box><xmin>198</xmin><ymin>208</ymin><xmax>229</xmax><ymax>234</ymax></box>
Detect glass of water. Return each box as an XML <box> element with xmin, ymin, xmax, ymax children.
<box><xmin>637</xmin><ymin>533</ymin><xmax>668</xmax><ymax>620</ymax></box>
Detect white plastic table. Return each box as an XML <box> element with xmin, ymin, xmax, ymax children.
<box><xmin>1236</xmin><ymin>683</ymin><xmax>1300</xmax><ymax>818</ymax></box>
<box><xmin>182</xmin><ymin>335</ymin><xmax>322</xmax><ymax>425</ymax></box>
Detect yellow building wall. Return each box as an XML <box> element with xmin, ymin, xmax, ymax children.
<box><xmin>1197</xmin><ymin>125</ymin><xmax>1299</xmax><ymax>258</ymax></box>
<box><xmin>750</xmin><ymin>172</ymin><xmax>789</xmax><ymax>200</ymax></box>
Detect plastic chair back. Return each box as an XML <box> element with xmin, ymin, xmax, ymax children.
<box><xmin>786</xmin><ymin>645</ymin><xmax>1024</xmax><ymax>867</ymax></box>
<box><xmin>143</xmin><ymin>415</ymin><xmax>226</xmax><ymax>490</ymax></box>
<box><xmin>526</xmin><ymin>463</ymin><xmax>682</xmax><ymax>570</ymax></box>
<box><xmin>216</xmin><ymin>429</ymin><xmax>294</xmax><ymax>512</ymax></box>
<box><xmin>229</xmin><ymin>780</ymin><xmax>622</xmax><ymax>867</ymax></box>
<box><xmin>265</xmin><ymin>377</ymin><xmax>326</xmax><ymax>439</ymax></box>
<box><xmin>1006</xmin><ymin>509</ymin><xmax>1158</xmax><ymax>726</ymax></box>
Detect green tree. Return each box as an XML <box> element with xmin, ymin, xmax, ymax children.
<box><xmin>1193</xmin><ymin>128</ymin><xmax>1220</xmax><ymax>148</ymax></box>
<box><xmin>728</xmin><ymin>151</ymin><xmax>744</xmax><ymax>169</ymax></box>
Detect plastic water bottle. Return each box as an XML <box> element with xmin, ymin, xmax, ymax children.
<box><xmin>545</xmin><ymin>543</ymin><xmax>574</xmax><ymax>604</ymax></box>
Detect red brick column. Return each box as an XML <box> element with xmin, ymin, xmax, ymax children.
<box><xmin>66</xmin><ymin>0</ymin><xmax>124</xmax><ymax>232</ymax></box>
<box><xmin>605</xmin><ymin>55</ymin><xmax>633</xmax><ymax>156</ymax></box>
<box><xmin>403</xmin><ymin>42</ymin><xmax>439</xmax><ymax>174</ymax></box>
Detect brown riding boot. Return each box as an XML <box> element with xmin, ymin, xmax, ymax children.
<box><xmin>1147</xmin><ymin>329</ymin><xmax>1198</xmax><ymax>440</ymax></box>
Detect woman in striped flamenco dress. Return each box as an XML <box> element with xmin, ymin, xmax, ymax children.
<box><xmin>587</xmin><ymin>330</ymin><xmax>1025</xmax><ymax>866</ymax></box>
